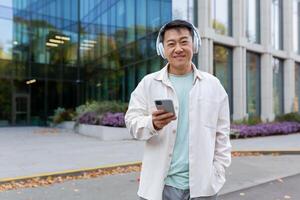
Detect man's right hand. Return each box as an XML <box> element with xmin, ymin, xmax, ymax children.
<box><xmin>152</xmin><ymin>110</ymin><xmax>177</xmax><ymax>130</ymax></box>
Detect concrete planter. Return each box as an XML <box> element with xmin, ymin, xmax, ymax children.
<box><xmin>55</xmin><ymin>121</ymin><xmax>76</xmax><ymax>130</ymax></box>
<box><xmin>75</xmin><ymin>124</ymin><xmax>131</xmax><ymax>141</ymax></box>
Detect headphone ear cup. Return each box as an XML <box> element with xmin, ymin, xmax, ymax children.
<box><xmin>193</xmin><ymin>38</ymin><xmax>198</xmax><ymax>53</ymax></box>
<box><xmin>158</xmin><ymin>42</ymin><xmax>166</xmax><ymax>59</ymax></box>
<box><xmin>193</xmin><ymin>30</ymin><xmax>199</xmax><ymax>53</ymax></box>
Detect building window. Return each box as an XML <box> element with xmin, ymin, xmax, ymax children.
<box><xmin>0</xmin><ymin>18</ymin><xmax>13</xmax><ymax>60</ymax></box>
<box><xmin>293</xmin><ymin>0</ymin><xmax>300</xmax><ymax>53</ymax></box>
<box><xmin>246</xmin><ymin>52</ymin><xmax>261</xmax><ymax>117</ymax></box>
<box><xmin>295</xmin><ymin>63</ymin><xmax>300</xmax><ymax>112</ymax></box>
<box><xmin>213</xmin><ymin>44</ymin><xmax>233</xmax><ymax>115</ymax></box>
<box><xmin>271</xmin><ymin>0</ymin><xmax>283</xmax><ymax>50</ymax></box>
<box><xmin>211</xmin><ymin>0</ymin><xmax>232</xmax><ymax>36</ymax></box>
<box><xmin>272</xmin><ymin>58</ymin><xmax>284</xmax><ymax>116</ymax></box>
<box><xmin>246</xmin><ymin>0</ymin><xmax>260</xmax><ymax>43</ymax></box>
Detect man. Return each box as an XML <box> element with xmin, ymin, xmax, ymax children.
<box><xmin>125</xmin><ymin>20</ymin><xmax>231</xmax><ymax>200</ymax></box>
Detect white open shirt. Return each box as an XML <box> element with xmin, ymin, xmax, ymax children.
<box><xmin>125</xmin><ymin>64</ymin><xmax>231</xmax><ymax>200</ymax></box>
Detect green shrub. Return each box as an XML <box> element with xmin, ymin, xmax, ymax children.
<box><xmin>53</xmin><ymin>107</ymin><xmax>76</xmax><ymax>124</ymax></box>
<box><xmin>232</xmin><ymin>116</ymin><xmax>262</xmax><ymax>126</ymax></box>
<box><xmin>275</xmin><ymin>112</ymin><xmax>300</xmax><ymax>123</ymax></box>
<box><xmin>75</xmin><ymin>101</ymin><xmax>128</xmax><ymax>116</ymax></box>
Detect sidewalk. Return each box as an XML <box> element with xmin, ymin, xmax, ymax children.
<box><xmin>0</xmin><ymin>127</ymin><xmax>144</xmax><ymax>180</ymax></box>
<box><xmin>1</xmin><ymin>156</ymin><xmax>300</xmax><ymax>200</ymax></box>
<box><xmin>1</xmin><ymin>127</ymin><xmax>300</xmax><ymax>180</ymax></box>
<box><xmin>1</xmin><ymin>127</ymin><xmax>300</xmax><ymax>197</ymax></box>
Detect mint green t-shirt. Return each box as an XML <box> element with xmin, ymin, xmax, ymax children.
<box><xmin>165</xmin><ymin>71</ymin><xmax>194</xmax><ymax>190</ymax></box>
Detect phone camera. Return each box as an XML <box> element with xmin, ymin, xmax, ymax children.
<box><xmin>156</xmin><ymin>100</ymin><xmax>162</xmax><ymax>105</ymax></box>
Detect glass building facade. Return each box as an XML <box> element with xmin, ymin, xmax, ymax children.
<box><xmin>0</xmin><ymin>0</ymin><xmax>171</xmax><ymax>125</ymax></box>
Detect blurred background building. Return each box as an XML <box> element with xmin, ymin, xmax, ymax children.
<box><xmin>0</xmin><ymin>0</ymin><xmax>299</xmax><ymax>126</ymax></box>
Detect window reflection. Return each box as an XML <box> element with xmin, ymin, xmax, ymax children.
<box><xmin>246</xmin><ymin>0</ymin><xmax>260</xmax><ymax>43</ymax></box>
<box><xmin>295</xmin><ymin>63</ymin><xmax>300</xmax><ymax>112</ymax></box>
<box><xmin>211</xmin><ymin>0</ymin><xmax>232</xmax><ymax>36</ymax></box>
<box><xmin>246</xmin><ymin>52</ymin><xmax>261</xmax><ymax>117</ymax></box>
<box><xmin>0</xmin><ymin>79</ymin><xmax>11</xmax><ymax>125</ymax></box>
<box><xmin>272</xmin><ymin>58</ymin><xmax>284</xmax><ymax>116</ymax></box>
<box><xmin>0</xmin><ymin>0</ymin><xmax>12</xmax><ymax>7</ymax></box>
<box><xmin>213</xmin><ymin>44</ymin><xmax>233</xmax><ymax>116</ymax></box>
<box><xmin>0</xmin><ymin>18</ymin><xmax>13</xmax><ymax>60</ymax></box>
<box><xmin>293</xmin><ymin>0</ymin><xmax>300</xmax><ymax>53</ymax></box>
<box><xmin>271</xmin><ymin>0</ymin><xmax>283</xmax><ymax>50</ymax></box>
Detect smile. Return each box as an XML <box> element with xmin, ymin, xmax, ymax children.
<box><xmin>173</xmin><ymin>55</ymin><xmax>185</xmax><ymax>58</ymax></box>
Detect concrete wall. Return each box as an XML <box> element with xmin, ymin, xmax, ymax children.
<box><xmin>194</xmin><ymin>0</ymin><xmax>299</xmax><ymax>121</ymax></box>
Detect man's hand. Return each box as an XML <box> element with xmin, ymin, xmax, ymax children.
<box><xmin>152</xmin><ymin>110</ymin><xmax>177</xmax><ymax>130</ymax></box>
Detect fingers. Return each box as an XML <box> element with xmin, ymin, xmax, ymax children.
<box><xmin>152</xmin><ymin>109</ymin><xmax>167</xmax><ymax>116</ymax></box>
<box><xmin>154</xmin><ymin>112</ymin><xmax>175</xmax><ymax>121</ymax></box>
<box><xmin>152</xmin><ymin>110</ymin><xmax>176</xmax><ymax>130</ymax></box>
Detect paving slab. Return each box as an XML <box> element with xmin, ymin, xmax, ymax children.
<box><xmin>0</xmin><ymin>127</ymin><xmax>143</xmax><ymax>180</ymax></box>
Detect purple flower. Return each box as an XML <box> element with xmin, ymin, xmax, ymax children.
<box><xmin>101</xmin><ymin>112</ymin><xmax>125</xmax><ymax>127</ymax></box>
<box><xmin>78</xmin><ymin>112</ymin><xmax>101</xmax><ymax>125</ymax></box>
<box><xmin>231</xmin><ymin>122</ymin><xmax>300</xmax><ymax>138</ymax></box>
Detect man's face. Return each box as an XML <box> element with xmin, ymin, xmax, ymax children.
<box><xmin>163</xmin><ymin>28</ymin><xmax>193</xmax><ymax>70</ymax></box>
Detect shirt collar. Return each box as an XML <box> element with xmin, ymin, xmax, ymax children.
<box><xmin>154</xmin><ymin>62</ymin><xmax>204</xmax><ymax>85</ymax></box>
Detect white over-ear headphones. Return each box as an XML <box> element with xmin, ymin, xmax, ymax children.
<box><xmin>156</xmin><ymin>20</ymin><xmax>201</xmax><ymax>59</ymax></box>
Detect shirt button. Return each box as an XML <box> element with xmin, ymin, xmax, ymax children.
<box><xmin>168</xmin><ymin>153</ymin><xmax>172</xmax><ymax>157</ymax></box>
<box><xmin>172</xmin><ymin>130</ymin><xmax>176</xmax><ymax>134</ymax></box>
<box><xmin>175</xmin><ymin>106</ymin><xmax>178</xmax><ymax>110</ymax></box>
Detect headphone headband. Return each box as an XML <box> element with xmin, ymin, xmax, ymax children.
<box><xmin>156</xmin><ymin>20</ymin><xmax>201</xmax><ymax>59</ymax></box>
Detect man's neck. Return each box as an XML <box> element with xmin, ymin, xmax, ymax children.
<box><xmin>168</xmin><ymin>63</ymin><xmax>193</xmax><ymax>75</ymax></box>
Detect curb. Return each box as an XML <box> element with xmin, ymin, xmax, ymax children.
<box><xmin>1</xmin><ymin>150</ymin><xmax>300</xmax><ymax>185</ymax></box>
<box><xmin>232</xmin><ymin>149</ymin><xmax>300</xmax><ymax>155</ymax></box>
<box><xmin>0</xmin><ymin>161</ymin><xmax>141</xmax><ymax>185</ymax></box>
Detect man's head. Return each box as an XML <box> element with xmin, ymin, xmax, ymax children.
<box><xmin>156</xmin><ymin>20</ymin><xmax>201</xmax><ymax>74</ymax></box>
<box><xmin>156</xmin><ymin>20</ymin><xmax>201</xmax><ymax>59</ymax></box>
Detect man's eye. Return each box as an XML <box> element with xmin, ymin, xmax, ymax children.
<box><xmin>167</xmin><ymin>43</ymin><xmax>175</xmax><ymax>47</ymax></box>
<box><xmin>181</xmin><ymin>41</ymin><xmax>188</xmax><ymax>44</ymax></box>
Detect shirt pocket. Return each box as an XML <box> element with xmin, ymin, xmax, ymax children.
<box><xmin>197</xmin><ymin>98</ymin><xmax>220</xmax><ymax>129</ymax></box>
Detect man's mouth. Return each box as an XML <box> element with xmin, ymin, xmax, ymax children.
<box><xmin>173</xmin><ymin>55</ymin><xmax>185</xmax><ymax>58</ymax></box>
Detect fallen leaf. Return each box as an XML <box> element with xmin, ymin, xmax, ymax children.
<box><xmin>277</xmin><ymin>178</ymin><xmax>284</xmax><ymax>183</ymax></box>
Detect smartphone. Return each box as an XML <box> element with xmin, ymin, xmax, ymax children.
<box><xmin>154</xmin><ymin>99</ymin><xmax>175</xmax><ymax>115</ymax></box>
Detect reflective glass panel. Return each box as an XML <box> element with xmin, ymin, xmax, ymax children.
<box><xmin>272</xmin><ymin>58</ymin><xmax>284</xmax><ymax>116</ymax></box>
<box><xmin>211</xmin><ymin>0</ymin><xmax>232</xmax><ymax>36</ymax></box>
<box><xmin>293</xmin><ymin>0</ymin><xmax>300</xmax><ymax>53</ymax></box>
<box><xmin>271</xmin><ymin>0</ymin><xmax>283</xmax><ymax>50</ymax></box>
<box><xmin>213</xmin><ymin>44</ymin><xmax>233</xmax><ymax>115</ymax></box>
<box><xmin>246</xmin><ymin>0</ymin><xmax>260</xmax><ymax>43</ymax></box>
<box><xmin>246</xmin><ymin>52</ymin><xmax>261</xmax><ymax>117</ymax></box>
<box><xmin>295</xmin><ymin>63</ymin><xmax>300</xmax><ymax>112</ymax></box>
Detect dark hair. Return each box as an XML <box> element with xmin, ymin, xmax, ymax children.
<box><xmin>160</xmin><ymin>20</ymin><xmax>194</xmax><ymax>42</ymax></box>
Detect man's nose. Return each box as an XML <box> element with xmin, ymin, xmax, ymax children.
<box><xmin>174</xmin><ymin>43</ymin><xmax>183</xmax><ymax>53</ymax></box>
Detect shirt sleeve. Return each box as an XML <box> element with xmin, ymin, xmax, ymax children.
<box><xmin>125</xmin><ymin>78</ymin><xmax>159</xmax><ymax>140</ymax></box>
<box><xmin>213</xmin><ymin>94</ymin><xmax>232</xmax><ymax>174</ymax></box>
